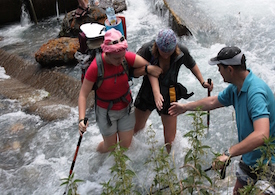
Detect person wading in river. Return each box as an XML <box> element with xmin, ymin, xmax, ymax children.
<box><xmin>168</xmin><ymin>46</ymin><xmax>275</xmax><ymax>194</ymax></box>
<box><xmin>78</xmin><ymin>28</ymin><xmax>162</xmax><ymax>153</ymax></box>
<box><xmin>134</xmin><ymin>29</ymin><xmax>213</xmax><ymax>153</ymax></box>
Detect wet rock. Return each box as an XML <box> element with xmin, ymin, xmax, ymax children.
<box><xmin>59</xmin><ymin>0</ymin><xmax>127</xmax><ymax>37</ymax></box>
<box><xmin>12</xmin><ymin>141</ymin><xmax>21</xmax><ymax>150</ymax></box>
<box><xmin>163</xmin><ymin>0</ymin><xmax>192</xmax><ymax>36</ymax></box>
<box><xmin>36</xmin><ymin>0</ymin><xmax>127</xmax><ymax>66</ymax></box>
<box><xmin>37</xmin><ymin>5</ymin><xmax>107</xmax><ymax>67</ymax></box>
<box><xmin>0</xmin><ymin>78</ymin><xmax>72</xmax><ymax>121</ymax></box>
<box><xmin>108</xmin><ymin>0</ymin><xmax>127</xmax><ymax>13</ymax></box>
<box><xmin>1</xmin><ymin>141</ymin><xmax>21</xmax><ymax>152</ymax></box>
<box><xmin>59</xmin><ymin>6</ymin><xmax>107</xmax><ymax>37</ymax></box>
<box><xmin>28</xmin><ymin>101</ymin><xmax>72</xmax><ymax>121</ymax></box>
<box><xmin>34</xmin><ymin>37</ymin><xmax>79</xmax><ymax>67</ymax></box>
<box><xmin>0</xmin><ymin>49</ymin><xmax>94</xmax><ymax>121</ymax></box>
<box><xmin>10</xmin><ymin>123</ymin><xmax>25</xmax><ymax>133</ymax></box>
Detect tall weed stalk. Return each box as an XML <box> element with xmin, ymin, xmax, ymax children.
<box><xmin>180</xmin><ymin>108</ymin><xmax>214</xmax><ymax>194</ymax></box>
<box><xmin>239</xmin><ymin>136</ymin><xmax>275</xmax><ymax>195</ymax></box>
<box><xmin>145</xmin><ymin>125</ymin><xmax>181</xmax><ymax>194</ymax></box>
<box><xmin>101</xmin><ymin>143</ymin><xmax>136</xmax><ymax>195</ymax></box>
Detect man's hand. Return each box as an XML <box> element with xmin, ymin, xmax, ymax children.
<box><xmin>147</xmin><ymin>65</ymin><xmax>162</xmax><ymax>78</ymax></box>
<box><xmin>212</xmin><ymin>154</ymin><xmax>230</xmax><ymax>170</ymax></box>
<box><xmin>168</xmin><ymin>102</ymin><xmax>187</xmax><ymax>116</ymax></box>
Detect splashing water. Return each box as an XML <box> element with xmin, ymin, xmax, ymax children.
<box><xmin>0</xmin><ymin>0</ymin><xmax>275</xmax><ymax>194</ymax></box>
<box><xmin>20</xmin><ymin>2</ymin><xmax>31</xmax><ymax>27</ymax></box>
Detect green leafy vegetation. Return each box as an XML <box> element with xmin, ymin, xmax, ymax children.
<box><xmin>60</xmin><ymin>172</ymin><xmax>84</xmax><ymax>195</ymax></box>
<box><xmin>61</xmin><ymin>108</ymin><xmax>275</xmax><ymax>195</ymax></box>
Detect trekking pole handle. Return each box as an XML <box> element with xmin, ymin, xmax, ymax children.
<box><xmin>78</xmin><ymin>117</ymin><xmax>88</xmax><ymax>145</ymax></box>
<box><xmin>207</xmin><ymin>78</ymin><xmax>211</xmax><ymax>96</ymax></box>
<box><xmin>207</xmin><ymin>78</ymin><xmax>212</xmax><ymax>128</ymax></box>
<box><xmin>82</xmin><ymin>117</ymin><xmax>88</xmax><ymax>133</ymax></box>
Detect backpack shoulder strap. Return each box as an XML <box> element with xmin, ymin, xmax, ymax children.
<box><xmin>94</xmin><ymin>52</ymin><xmax>104</xmax><ymax>89</ymax></box>
<box><xmin>121</xmin><ymin>57</ymin><xmax>129</xmax><ymax>76</ymax></box>
<box><xmin>94</xmin><ymin>55</ymin><xmax>131</xmax><ymax>90</ymax></box>
<box><xmin>122</xmin><ymin>57</ymin><xmax>134</xmax><ymax>82</ymax></box>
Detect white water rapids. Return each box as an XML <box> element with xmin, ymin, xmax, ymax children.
<box><xmin>0</xmin><ymin>0</ymin><xmax>275</xmax><ymax>194</ymax></box>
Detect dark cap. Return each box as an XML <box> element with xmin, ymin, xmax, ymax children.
<box><xmin>208</xmin><ymin>46</ymin><xmax>244</xmax><ymax>65</ymax></box>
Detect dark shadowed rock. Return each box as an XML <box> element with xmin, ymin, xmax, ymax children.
<box><xmin>59</xmin><ymin>6</ymin><xmax>107</xmax><ymax>37</ymax></box>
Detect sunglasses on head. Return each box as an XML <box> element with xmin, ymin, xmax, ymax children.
<box><xmin>108</xmin><ymin>36</ymin><xmax>125</xmax><ymax>45</ymax></box>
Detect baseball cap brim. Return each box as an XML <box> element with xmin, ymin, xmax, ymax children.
<box><xmin>208</xmin><ymin>52</ymin><xmax>244</xmax><ymax>65</ymax></box>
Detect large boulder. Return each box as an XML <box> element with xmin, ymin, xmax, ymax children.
<box><xmin>59</xmin><ymin>6</ymin><xmax>107</xmax><ymax>37</ymax></box>
<box><xmin>35</xmin><ymin>37</ymin><xmax>79</xmax><ymax>67</ymax></box>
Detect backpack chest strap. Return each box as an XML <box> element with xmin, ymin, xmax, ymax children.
<box><xmin>96</xmin><ymin>88</ymin><xmax>132</xmax><ymax>126</ymax></box>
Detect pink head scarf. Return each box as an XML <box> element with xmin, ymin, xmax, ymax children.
<box><xmin>101</xmin><ymin>28</ymin><xmax>128</xmax><ymax>53</ymax></box>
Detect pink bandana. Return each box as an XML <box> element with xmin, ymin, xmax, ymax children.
<box><xmin>101</xmin><ymin>28</ymin><xmax>128</xmax><ymax>53</ymax></box>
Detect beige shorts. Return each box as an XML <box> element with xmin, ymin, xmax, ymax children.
<box><xmin>95</xmin><ymin>104</ymin><xmax>135</xmax><ymax>137</ymax></box>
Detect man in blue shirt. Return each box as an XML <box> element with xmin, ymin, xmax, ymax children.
<box><xmin>168</xmin><ymin>46</ymin><xmax>275</xmax><ymax>194</ymax></box>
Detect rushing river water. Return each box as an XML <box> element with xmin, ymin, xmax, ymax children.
<box><xmin>0</xmin><ymin>0</ymin><xmax>275</xmax><ymax>194</ymax></box>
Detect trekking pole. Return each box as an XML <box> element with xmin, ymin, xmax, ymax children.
<box><xmin>207</xmin><ymin>78</ymin><xmax>212</xmax><ymax>129</ymax></box>
<box><xmin>63</xmin><ymin>117</ymin><xmax>88</xmax><ymax>195</ymax></box>
<box><xmin>220</xmin><ymin>158</ymin><xmax>230</xmax><ymax>179</ymax></box>
<box><xmin>204</xmin><ymin>166</ymin><xmax>212</xmax><ymax>172</ymax></box>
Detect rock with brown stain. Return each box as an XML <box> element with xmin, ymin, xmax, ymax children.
<box><xmin>34</xmin><ymin>37</ymin><xmax>79</xmax><ymax>67</ymax></box>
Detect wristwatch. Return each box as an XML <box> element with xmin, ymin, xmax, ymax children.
<box><xmin>145</xmin><ymin>64</ymin><xmax>149</xmax><ymax>74</ymax></box>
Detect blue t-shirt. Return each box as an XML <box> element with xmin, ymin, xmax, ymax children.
<box><xmin>218</xmin><ymin>69</ymin><xmax>275</xmax><ymax>166</ymax></box>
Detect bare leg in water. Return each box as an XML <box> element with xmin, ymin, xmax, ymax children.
<box><xmin>161</xmin><ymin>114</ymin><xmax>177</xmax><ymax>153</ymax></box>
<box><xmin>134</xmin><ymin>108</ymin><xmax>152</xmax><ymax>134</ymax></box>
<box><xmin>134</xmin><ymin>108</ymin><xmax>176</xmax><ymax>153</ymax></box>
<box><xmin>97</xmin><ymin>130</ymin><xmax>134</xmax><ymax>153</ymax></box>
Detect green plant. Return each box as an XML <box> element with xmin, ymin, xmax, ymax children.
<box><xmin>101</xmin><ymin>143</ymin><xmax>136</xmax><ymax>195</ymax></box>
<box><xmin>60</xmin><ymin>172</ymin><xmax>83</xmax><ymax>195</ymax></box>
<box><xmin>145</xmin><ymin>124</ymin><xmax>181</xmax><ymax>194</ymax></box>
<box><xmin>62</xmin><ymin>109</ymin><xmax>275</xmax><ymax>195</ymax></box>
<box><xmin>239</xmin><ymin>136</ymin><xmax>275</xmax><ymax>195</ymax></box>
<box><xmin>100</xmin><ymin>108</ymin><xmax>244</xmax><ymax>194</ymax></box>
<box><xmin>180</xmin><ymin>107</ymin><xmax>214</xmax><ymax>194</ymax></box>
